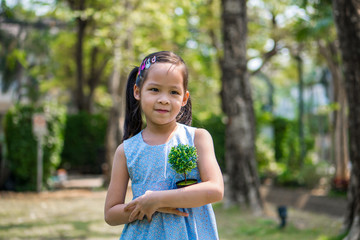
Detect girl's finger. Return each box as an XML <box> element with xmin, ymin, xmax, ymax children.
<box><xmin>174</xmin><ymin>210</ymin><xmax>189</xmax><ymax>217</ymax></box>
<box><xmin>129</xmin><ymin>208</ymin><xmax>140</xmax><ymax>222</ymax></box>
<box><xmin>138</xmin><ymin>212</ymin><xmax>145</xmax><ymax>221</ymax></box>
<box><xmin>158</xmin><ymin>208</ymin><xmax>189</xmax><ymax>217</ymax></box>
<box><xmin>168</xmin><ymin>209</ymin><xmax>189</xmax><ymax>217</ymax></box>
<box><xmin>125</xmin><ymin>204</ymin><xmax>135</xmax><ymax>212</ymax></box>
<box><xmin>146</xmin><ymin>213</ymin><xmax>152</xmax><ymax>223</ymax></box>
<box><xmin>124</xmin><ymin>202</ymin><xmax>136</xmax><ymax>211</ymax></box>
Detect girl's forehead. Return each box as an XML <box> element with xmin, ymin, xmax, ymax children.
<box><xmin>149</xmin><ymin>62</ymin><xmax>183</xmax><ymax>74</ymax></box>
<box><xmin>146</xmin><ymin>63</ymin><xmax>185</xmax><ymax>84</ymax></box>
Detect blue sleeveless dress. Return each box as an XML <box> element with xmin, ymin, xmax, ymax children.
<box><xmin>121</xmin><ymin>123</ymin><xmax>219</xmax><ymax>240</ymax></box>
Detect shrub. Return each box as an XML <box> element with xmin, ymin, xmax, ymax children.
<box><xmin>60</xmin><ymin>112</ymin><xmax>107</xmax><ymax>174</ymax></box>
<box><xmin>193</xmin><ymin>113</ymin><xmax>225</xmax><ymax>172</ymax></box>
<box><xmin>4</xmin><ymin>103</ymin><xmax>66</xmax><ymax>191</ymax></box>
<box><xmin>256</xmin><ymin>135</ymin><xmax>285</xmax><ymax>181</ymax></box>
<box><xmin>273</xmin><ymin>117</ymin><xmax>295</xmax><ymax>162</ymax></box>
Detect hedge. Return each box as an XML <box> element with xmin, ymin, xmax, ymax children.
<box><xmin>60</xmin><ymin>112</ymin><xmax>107</xmax><ymax>174</ymax></box>
<box><xmin>4</xmin><ymin>103</ymin><xmax>66</xmax><ymax>191</ymax></box>
<box><xmin>193</xmin><ymin>113</ymin><xmax>225</xmax><ymax>172</ymax></box>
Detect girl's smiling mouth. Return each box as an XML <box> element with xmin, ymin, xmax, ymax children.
<box><xmin>155</xmin><ymin>109</ymin><xmax>170</xmax><ymax>113</ymax></box>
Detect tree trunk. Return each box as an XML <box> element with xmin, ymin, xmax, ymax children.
<box><xmin>332</xmin><ymin>0</ymin><xmax>360</xmax><ymax>239</ymax></box>
<box><xmin>104</xmin><ymin>0</ymin><xmax>134</xmax><ymax>186</ymax></box>
<box><xmin>68</xmin><ymin>0</ymin><xmax>109</xmax><ymax>113</ymax></box>
<box><xmin>74</xmin><ymin>0</ymin><xmax>86</xmax><ymax>112</ymax></box>
<box><xmin>104</xmin><ymin>38</ymin><xmax>123</xmax><ymax>186</ymax></box>
<box><xmin>295</xmin><ymin>54</ymin><xmax>306</xmax><ymax>167</ymax></box>
<box><xmin>318</xmin><ymin>40</ymin><xmax>350</xmax><ymax>189</ymax></box>
<box><xmin>342</xmin><ymin>169</ymin><xmax>357</xmax><ymax>236</ymax></box>
<box><xmin>84</xmin><ymin>46</ymin><xmax>99</xmax><ymax>113</ymax></box>
<box><xmin>334</xmin><ymin>88</ymin><xmax>350</xmax><ymax>183</ymax></box>
<box><xmin>221</xmin><ymin>0</ymin><xmax>263</xmax><ymax>214</ymax></box>
<box><xmin>84</xmin><ymin>46</ymin><xmax>109</xmax><ymax>113</ymax></box>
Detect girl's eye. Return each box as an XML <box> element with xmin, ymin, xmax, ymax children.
<box><xmin>171</xmin><ymin>90</ymin><xmax>180</xmax><ymax>95</ymax></box>
<box><xmin>150</xmin><ymin>88</ymin><xmax>159</xmax><ymax>92</ymax></box>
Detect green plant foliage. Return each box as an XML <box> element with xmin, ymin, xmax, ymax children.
<box><xmin>276</xmin><ymin>157</ymin><xmax>330</xmax><ymax>189</ymax></box>
<box><xmin>168</xmin><ymin>144</ymin><xmax>197</xmax><ymax>182</ymax></box>
<box><xmin>4</xmin><ymin>103</ymin><xmax>66</xmax><ymax>191</ymax></box>
<box><xmin>192</xmin><ymin>113</ymin><xmax>225</xmax><ymax>172</ymax></box>
<box><xmin>60</xmin><ymin>112</ymin><xmax>107</xmax><ymax>174</ymax></box>
<box><xmin>273</xmin><ymin>117</ymin><xmax>302</xmax><ymax>186</ymax></box>
<box><xmin>273</xmin><ymin>117</ymin><xmax>294</xmax><ymax>162</ymax></box>
<box><xmin>256</xmin><ymin>135</ymin><xmax>286</xmax><ymax>180</ymax></box>
<box><xmin>271</xmin><ymin>116</ymin><xmax>320</xmax><ymax>188</ymax></box>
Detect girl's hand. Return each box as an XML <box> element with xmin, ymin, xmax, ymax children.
<box><xmin>157</xmin><ymin>207</ymin><xmax>189</xmax><ymax>217</ymax></box>
<box><xmin>124</xmin><ymin>191</ymin><xmax>189</xmax><ymax>222</ymax></box>
<box><xmin>126</xmin><ymin>206</ymin><xmax>188</xmax><ymax>222</ymax></box>
<box><xmin>124</xmin><ymin>190</ymin><xmax>159</xmax><ymax>222</ymax></box>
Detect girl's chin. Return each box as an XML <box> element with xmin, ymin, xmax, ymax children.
<box><xmin>147</xmin><ymin>120</ymin><xmax>177</xmax><ymax>126</ymax></box>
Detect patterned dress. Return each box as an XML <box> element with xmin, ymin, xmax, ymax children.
<box><xmin>120</xmin><ymin>123</ymin><xmax>219</xmax><ymax>240</ymax></box>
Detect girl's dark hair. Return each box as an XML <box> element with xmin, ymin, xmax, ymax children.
<box><xmin>123</xmin><ymin>51</ymin><xmax>192</xmax><ymax>140</ymax></box>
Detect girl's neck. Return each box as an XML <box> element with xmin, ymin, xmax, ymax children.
<box><xmin>141</xmin><ymin>122</ymin><xmax>178</xmax><ymax>146</ymax></box>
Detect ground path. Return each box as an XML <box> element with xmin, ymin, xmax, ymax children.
<box><xmin>261</xmin><ymin>185</ymin><xmax>346</xmax><ymax>217</ymax></box>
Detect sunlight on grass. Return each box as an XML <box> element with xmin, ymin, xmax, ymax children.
<box><xmin>0</xmin><ymin>191</ymin><xmax>124</xmax><ymax>239</ymax></box>
<box><xmin>0</xmin><ymin>191</ymin><xmax>344</xmax><ymax>240</ymax></box>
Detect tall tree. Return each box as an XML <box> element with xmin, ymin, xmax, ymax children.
<box><xmin>104</xmin><ymin>0</ymin><xmax>137</xmax><ymax>185</ymax></box>
<box><xmin>294</xmin><ymin>49</ymin><xmax>306</xmax><ymax>167</ymax></box>
<box><xmin>332</xmin><ymin>0</ymin><xmax>360</xmax><ymax>239</ymax></box>
<box><xmin>318</xmin><ymin>40</ymin><xmax>350</xmax><ymax>188</ymax></box>
<box><xmin>69</xmin><ymin>0</ymin><xmax>86</xmax><ymax>111</ymax></box>
<box><xmin>290</xmin><ymin>0</ymin><xmax>350</xmax><ymax>188</ymax></box>
<box><xmin>297</xmin><ymin>0</ymin><xmax>350</xmax><ymax>190</ymax></box>
<box><xmin>59</xmin><ymin>0</ymin><xmax>110</xmax><ymax>113</ymax></box>
<box><xmin>220</xmin><ymin>0</ymin><xmax>263</xmax><ymax>213</ymax></box>
<box><xmin>103</xmin><ymin>15</ymin><xmax>124</xmax><ymax>186</ymax></box>
<box><xmin>0</xmin><ymin>1</ymin><xmax>52</xmax><ymax>102</ymax></box>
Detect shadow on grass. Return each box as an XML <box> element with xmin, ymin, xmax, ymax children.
<box><xmin>212</xmin><ymin>203</ymin><xmax>344</xmax><ymax>240</ymax></box>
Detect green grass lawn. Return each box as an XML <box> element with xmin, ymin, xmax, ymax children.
<box><xmin>213</xmin><ymin>203</ymin><xmax>344</xmax><ymax>240</ymax></box>
<box><xmin>0</xmin><ymin>190</ymin><xmax>123</xmax><ymax>240</ymax></box>
<box><xmin>0</xmin><ymin>190</ymin><xmax>344</xmax><ymax>240</ymax></box>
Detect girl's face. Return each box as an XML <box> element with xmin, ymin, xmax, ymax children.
<box><xmin>134</xmin><ymin>63</ymin><xmax>189</xmax><ymax>127</ymax></box>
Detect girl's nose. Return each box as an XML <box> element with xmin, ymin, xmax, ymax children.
<box><xmin>158</xmin><ymin>95</ymin><xmax>170</xmax><ymax>104</ymax></box>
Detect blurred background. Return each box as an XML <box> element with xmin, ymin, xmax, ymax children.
<box><xmin>0</xmin><ymin>0</ymin><xmax>359</xmax><ymax>239</ymax></box>
<box><xmin>0</xmin><ymin>0</ymin><xmax>348</xmax><ymax>191</ymax></box>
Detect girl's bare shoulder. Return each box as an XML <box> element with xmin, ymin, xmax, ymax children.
<box><xmin>194</xmin><ymin>128</ymin><xmax>215</xmax><ymax>154</ymax></box>
<box><xmin>194</xmin><ymin>128</ymin><xmax>213</xmax><ymax>143</ymax></box>
<box><xmin>114</xmin><ymin>143</ymin><xmax>126</xmax><ymax>163</ymax></box>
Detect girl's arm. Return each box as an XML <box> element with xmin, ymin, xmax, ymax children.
<box><xmin>104</xmin><ymin>144</ymin><xmax>189</xmax><ymax>225</ymax></box>
<box><xmin>104</xmin><ymin>144</ymin><xmax>132</xmax><ymax>225</ymax></box>
<box><xmin>125</xmin><ymin>128</ymin><xmax>224</xmax><ymax>222</ymax></box>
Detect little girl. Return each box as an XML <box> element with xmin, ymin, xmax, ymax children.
<box><xmin>104</xmin><ymin>51</ymin><xmax>224</xmax><ymax>239</ymax></box>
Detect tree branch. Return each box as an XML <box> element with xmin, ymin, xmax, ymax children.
<box><xmin>249</xmin><ymin>41</ymin><xmax>279</xmax><ymax>76</ymax></box>
<box><xmin>249</xmin><ymin>10</ymin><xmax>281</xmax><ymax>76</ymax></box>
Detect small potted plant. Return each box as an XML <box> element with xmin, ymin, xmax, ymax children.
<box><xmin>168</xmin><ymin>144</ymin><xmax>198</xmax><ymax>188</ymax></box>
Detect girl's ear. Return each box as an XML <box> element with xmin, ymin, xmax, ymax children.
<box><xmin>134</xmin><ymin>84</ymin><xmax>140</xmax><ymax>100</ymax></box>
<box><xmin>182</xmin><ymin>91</ymin><xmax>190</xmax><ymax>106</ymax></box>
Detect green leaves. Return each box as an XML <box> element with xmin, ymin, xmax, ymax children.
<box><xmin>168</xmin><ymin>144</ymin><xmax>198</xmax><ymax>178</ymax></box>
<box><xmin>4</xmin><ymin>102</ymin><xmax>66</xmax><ymax>191</ymax></box>
<box><xmin>61</xmin><ymin>112</ymin><xmax>107</xmax><ymax>174</ymax></box>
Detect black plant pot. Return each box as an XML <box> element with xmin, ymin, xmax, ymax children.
<box><xmin>176</xmin><ymin>179</ymin><xmax>198</xmax><ymax>188</ymax></box>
